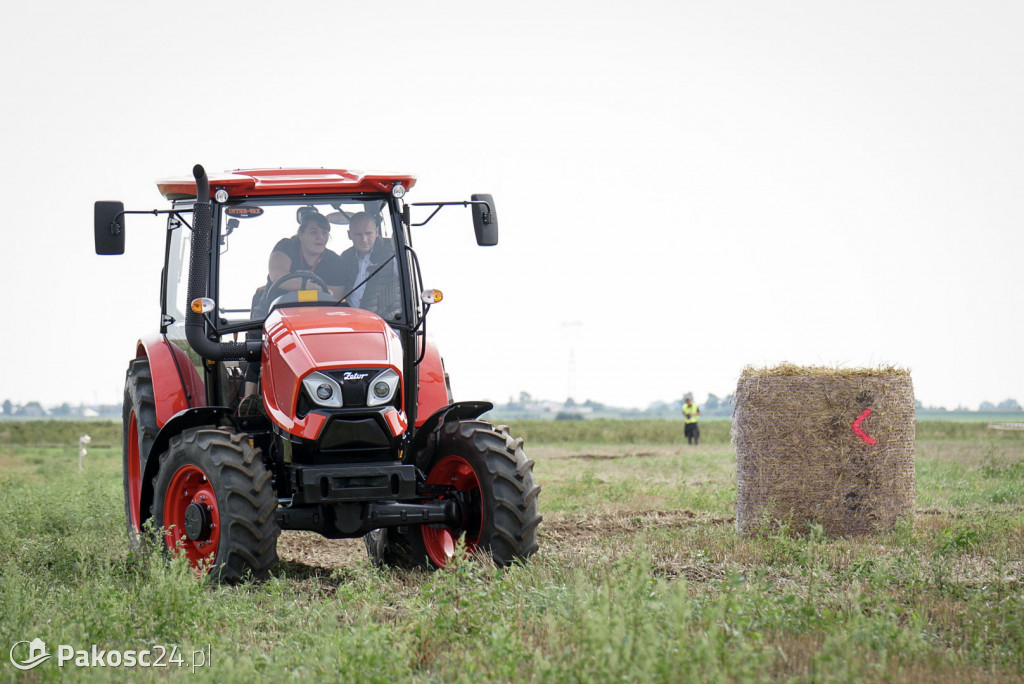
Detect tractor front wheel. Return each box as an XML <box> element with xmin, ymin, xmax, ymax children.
<box><xmin>153</xmin><ymin>427</ymin><xmax>279</xmax><ymax>582</ymax></box>
<box><xmin>365</xmin><ymin>420</ymin><xmax>541</xmax><ymax>569</ymax></box>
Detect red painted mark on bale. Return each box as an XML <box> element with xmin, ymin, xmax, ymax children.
<box><xmin>852</xmin><ymin>409</ymin><xmax>877</xmax><ymax>445</ymax></box>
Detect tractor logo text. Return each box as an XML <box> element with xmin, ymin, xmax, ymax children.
<box><xmin>343</xmin><ymin>372</ymin><xmax>368</xmax><ymax>382</ymax></box>
<box><xmin>226</xmin><ymin>206</ymin><xmax>264</xmax><ymax>218</ymax></box>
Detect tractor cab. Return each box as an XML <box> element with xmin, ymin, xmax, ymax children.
<box><xmin>161</xmin><ymin>192</ymin><xmax>410</xmax><ymax>413</ymax></box>
<box><xmin>94</xmin><ymin>166</ymin><xmax>540</xmax><ymax>581</ymax></box>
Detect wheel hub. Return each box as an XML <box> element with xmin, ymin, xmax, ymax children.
<box><xmin>184</xmin><ymin>502</ymin><xmax>213</xmax><ymax>541</ymax></box>
<box><xmin>422</xmin><ymin>455</ymin><xmax>483</xmax><ymax>567</ymax></box>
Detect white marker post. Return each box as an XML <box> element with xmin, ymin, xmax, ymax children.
<box><xmin>78</xmin><ymin>434</ymin><xmax>91</xmax><ymax>471</ymax></box>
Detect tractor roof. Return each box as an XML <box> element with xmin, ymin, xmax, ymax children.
<box><xmin>156</xmin><ymin>168</ymin><xmax>417</xmax><ymax>200</ymax></box>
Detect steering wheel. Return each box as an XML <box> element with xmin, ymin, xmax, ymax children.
<box><xmin>267</xmin><ymin>270</ymin><xmax>332</xmax><ymax>297</ymax></box>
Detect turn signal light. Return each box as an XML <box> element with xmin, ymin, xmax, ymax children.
<box><xmin>190</xmin><ymin>297</ymin><xmax>214</xmax><ymax>314</ymax></box>
<box><xmin>421</xmin><ymin>289</ymin><xmax>443</xmax><ymax>304</ymax></box>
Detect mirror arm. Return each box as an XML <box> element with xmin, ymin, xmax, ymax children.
<box><xmin>110</xmin><ymin>208</ymin><xmax>193</xmax><ymax>235</ymax></box>
<box><xmin>409</xmin><ymin>200</ymin><xmax>493</xmax><ymax>227</ymax></box>
<box><xmin>410</xmin><ymin>204</ymin><xmax>444</xmax><ymax>227</ymax></box>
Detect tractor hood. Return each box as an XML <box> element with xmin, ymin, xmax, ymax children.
<box><xmin>260</xmin><ymin>306</ymin><xmax>404</xmax><ymax>437</ymax></box>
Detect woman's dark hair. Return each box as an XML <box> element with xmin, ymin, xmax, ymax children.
<box><xmin>299</xmin><ymin>212</ymin><xmax>330</xmax><ymax>232</ymax></box>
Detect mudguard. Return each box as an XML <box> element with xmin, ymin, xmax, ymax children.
<box><xmin>136</xmin><ymin>333</ymin><xmax>206</xmax><ymax>427</ymax></box>
<box><xmin>140</xmin><ymin>406</ymin><xmax>237</xmax><ymax>531</ymax></box>
<box><xmin>416</xmin><ymin>336</ymin><xmax>452</xmax><ymax>428</ymax></box>
<box><xmin>407</xmin><ymin>401</ymin><xmax>493</xmax><ymax>472</ymax></box>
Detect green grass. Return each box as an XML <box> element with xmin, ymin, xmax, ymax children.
<box><xmin>1</xmin><ymin>421</ymin><xmax>1023</xmax><ymax>682</ymax></box>
<box><xmin>502</xmin><ymin>418</ymin><xmax>1024</xmax><ymax>446</ymax></box>
<box><xmin>506</xmin><ymin>418</ymin><xmax>734</xmax><ymax>445</ymax></box>
<box><xmin>0</xmin><ymin>420</ymin><xmax>120</xmax><ymax>447</ymax></box>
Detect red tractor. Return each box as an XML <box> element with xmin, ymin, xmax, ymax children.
<box><xmin>94</xmin><ymin>165</ymin><xmax>541</xmax><ymax>581</ymax></box>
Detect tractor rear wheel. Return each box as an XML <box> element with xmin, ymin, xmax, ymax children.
<box><xmin>153</xmin><ymin>427</ymin><xmax>279</xmax><ymax>582</ymax></box>
<box><xmin>365</xmin><ymin>420</ymin><xmax>541</xmax><ymax>569</ymax></box>
<box><xmin>123</xmin><ymin>358</ymin><xmax>157</xmax><ymax>548</ymax></box>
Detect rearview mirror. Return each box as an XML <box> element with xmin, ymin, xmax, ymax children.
<box><xmin>471</xmin><ymin>194</ymin><xmax>498</xmax><ymax>246</ymax></box>
<box><xmin>94</xmin><ymin>201</ymin><xmax>125</xmax><ymax>255</ymax></box>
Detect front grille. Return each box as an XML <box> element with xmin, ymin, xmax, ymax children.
<box><xmin>324</xmin><ymin>368</ymin><xmax>376</xmax><ymax>407</ymax></box>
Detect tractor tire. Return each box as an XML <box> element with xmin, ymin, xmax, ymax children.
<box><xmin>153</xmin><ymin>427</ymin><xmax>279</xmax><ymax>582</ymax></box>
<box><xmin>123</xmin><ymin>358</ymin><xmax>157</xmax><ymax>549</ymax></box>
<box><xmin>365</xmin><ymin>420</ymin><xmax>541</xmax><ymax>569</ymax></box>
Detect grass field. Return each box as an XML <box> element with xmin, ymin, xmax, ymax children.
<box><xmin>1</xmin><ymin>420</ymin><xmax>1023</xmax><ymax>682</ymax></box>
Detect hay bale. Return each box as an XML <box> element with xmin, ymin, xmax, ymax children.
<box><xmin>733</xmin><ymin>364</ymin><xmax>915</xmax><ymax>536</ymax></box>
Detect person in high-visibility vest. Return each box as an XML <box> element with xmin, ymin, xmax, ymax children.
<box><xmin>682</xmin><ymin>396</ymin><xmax>700</xmax><ymax>445</ymax></box>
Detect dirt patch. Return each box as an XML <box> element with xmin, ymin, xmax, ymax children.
<box><xmin>534</xmin><ymin>444</ymin><xmax>688</xmax><ymax>462</ymax></box>
<box><xmin>943</xmin><ymin>557</ymin><xmax>1024</xmax><ymax>586</ymax></box>
<box><xmin>272</xmin><ymin>510</ymin><xmax>731</xmax><ymax>573</ymax></box>
<box><xmin>541</xmin><ymin>509</ymin><xmax>733</xmax><ymax>542</ymax></box>
<box><xmin>272</xmin><ymin>512</ymin><xmax>1024</xmax><ymax>593</ymax></box>
<box><xmin>276</xmin><ymin>531</ymin><xmax>366</xmax><ymax>571</ymax></box>
<box><xmin>916</xmin><ymin>508</ymin><xmax>968</xmax><ymax>522</ymax></box>
<box><xmin>569</xmin><ymin>451</ymin><xmax>659</xmax><ymax>461</ymax></box>
<box><xmin>541</xmin><ymin>510</ymin><xmax>748</xmax><ymax>583</ymax></box>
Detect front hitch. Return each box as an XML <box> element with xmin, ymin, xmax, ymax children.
<box><xmin>365</xmin><ymin>499</ymin><xmax>461</xmax><ymax>530</ymax></box>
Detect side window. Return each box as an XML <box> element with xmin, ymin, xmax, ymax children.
<box><xmin>163</xmin><ymin>210</ymin><xmax>191</xmax><ymax>331</ymax></box>
<box><xmin>406</xmin><ymin>243</ymin><xmax>423</xmax><ymax>323</ymax></box>
<box><xmin>162</xmin><ymin>207</ymin><xmax>205</xmax><ymax>392</ymax></box>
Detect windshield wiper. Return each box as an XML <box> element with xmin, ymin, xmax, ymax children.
<box><xmin>337</xmin><ymin>255</ymin><xmax>396</xmax><ymax>305</ymax></box>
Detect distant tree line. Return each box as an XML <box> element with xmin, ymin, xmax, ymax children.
<box><xmin>3</xmin><ymin>393</ymin><xmax>1021</xmax><ymax>421</ymax></box>
<box><xmin>498</xmin><ymin>392</ymin><xmax>738</xmax><ymax>420</ymax></box>
<box><xmin>497</xmin><ymin>392</ymin><xmax>1023</xmax><ymax>421</ymax></box>
<box><xmin>1</xmin><ymin>400</ymin><xmax>121</xmax><ymax>419</ymax></box>
<box><xmin>915</xmin><ymin>398</ymin><xmax>1022</xmax><ymax>413</ymax></box>
<box><xmin>639</xmin><ymin>393</ymin><xmax>736</xmax><ymax>419</ymax></box>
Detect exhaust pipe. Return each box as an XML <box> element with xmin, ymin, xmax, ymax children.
<box><xmin>185</xmin><ymin>164</ymin><xmax>259</xmax><ymax>362</ymax></box>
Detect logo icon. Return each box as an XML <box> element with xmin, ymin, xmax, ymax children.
<box><xmin>10</xmin><ymin>638</ymin><xmax>51</xmax><ymax>670</ymax></box>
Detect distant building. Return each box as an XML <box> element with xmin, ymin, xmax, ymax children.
<box><xmin>16</xmin><ymin>402</ymin><xmax>48</xmax><ymax>418</ymax></box>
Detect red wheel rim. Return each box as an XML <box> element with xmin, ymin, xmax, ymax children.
<box><xmin>127</xmin><ymin>412</ymin><xmax>142</xmax><ymax>532</ymax></box>
<box><xmin>162</xmin><ymin>464</ymin><xmax>220</xmax><ymax>572</ymax></box>
<box><xmin>422</xmin><ymin>455</ymin><xmax>482</xmax><ymax>567</ymax></box>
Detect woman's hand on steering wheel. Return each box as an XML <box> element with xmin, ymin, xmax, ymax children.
<box><xmin>267</xmin><ymin>270</ymin><xmax>332</xmax><ymax>296</ymax></box>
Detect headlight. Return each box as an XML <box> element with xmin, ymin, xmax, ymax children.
<box><xmin>367</xmin><ymin>369</ymin><xmax>400</xmax><ymax>407</ymax></box>
<box><xmin>302</xmin><ymin>371</ymin><xmax>343</xmax><ymax>408</ymax></box>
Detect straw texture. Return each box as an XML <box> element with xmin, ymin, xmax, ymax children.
<box><xmin>733</xmin><ymin>364</ymin><xmax>915</xmax><ymax>535</ymax></box>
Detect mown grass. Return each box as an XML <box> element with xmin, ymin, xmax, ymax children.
<box><xmin>503</xmin><ymin>418</ymin><xmax>1024</xmax><ymax>445</ymax></box>
<box><xmin>0</xmin><ymin>421</ymin><xmax>1022</xmax><ymax>682</ymax></box>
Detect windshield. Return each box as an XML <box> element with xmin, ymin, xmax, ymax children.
<box><xmin>213</xmin><ymin>197</ymin><xmax>404</xmax><ymax>327</ymax></box>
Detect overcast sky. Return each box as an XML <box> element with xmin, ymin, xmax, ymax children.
<box><xmin>0</xmin><ymin>1</ymin><xmax>1021</xmax><ymax>411</ymax></box>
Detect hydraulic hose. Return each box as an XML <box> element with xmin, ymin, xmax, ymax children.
<box><xmin>185</xmin><ymin>165</ymin><xmax>259</xmax><ymax>362</ymax></box>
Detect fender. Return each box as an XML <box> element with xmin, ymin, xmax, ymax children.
<box><xmin>136</xmin><ymin>333</ymin><xmax>206</xmax><ymax>427</ymax></box>
<box><xmin>139</xmin><ymin>406</ymin><xmax>236</xmax><ymax>528</ymax></box>
<box><xmin>416</xmin><ymin>336</ymin><xmax>451</xmax><ymax>428</ymax></box>
<box><xmin>407</xmin><ymin>401</ymin><xmax>493</xmax><ymax>471</ymax></box>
